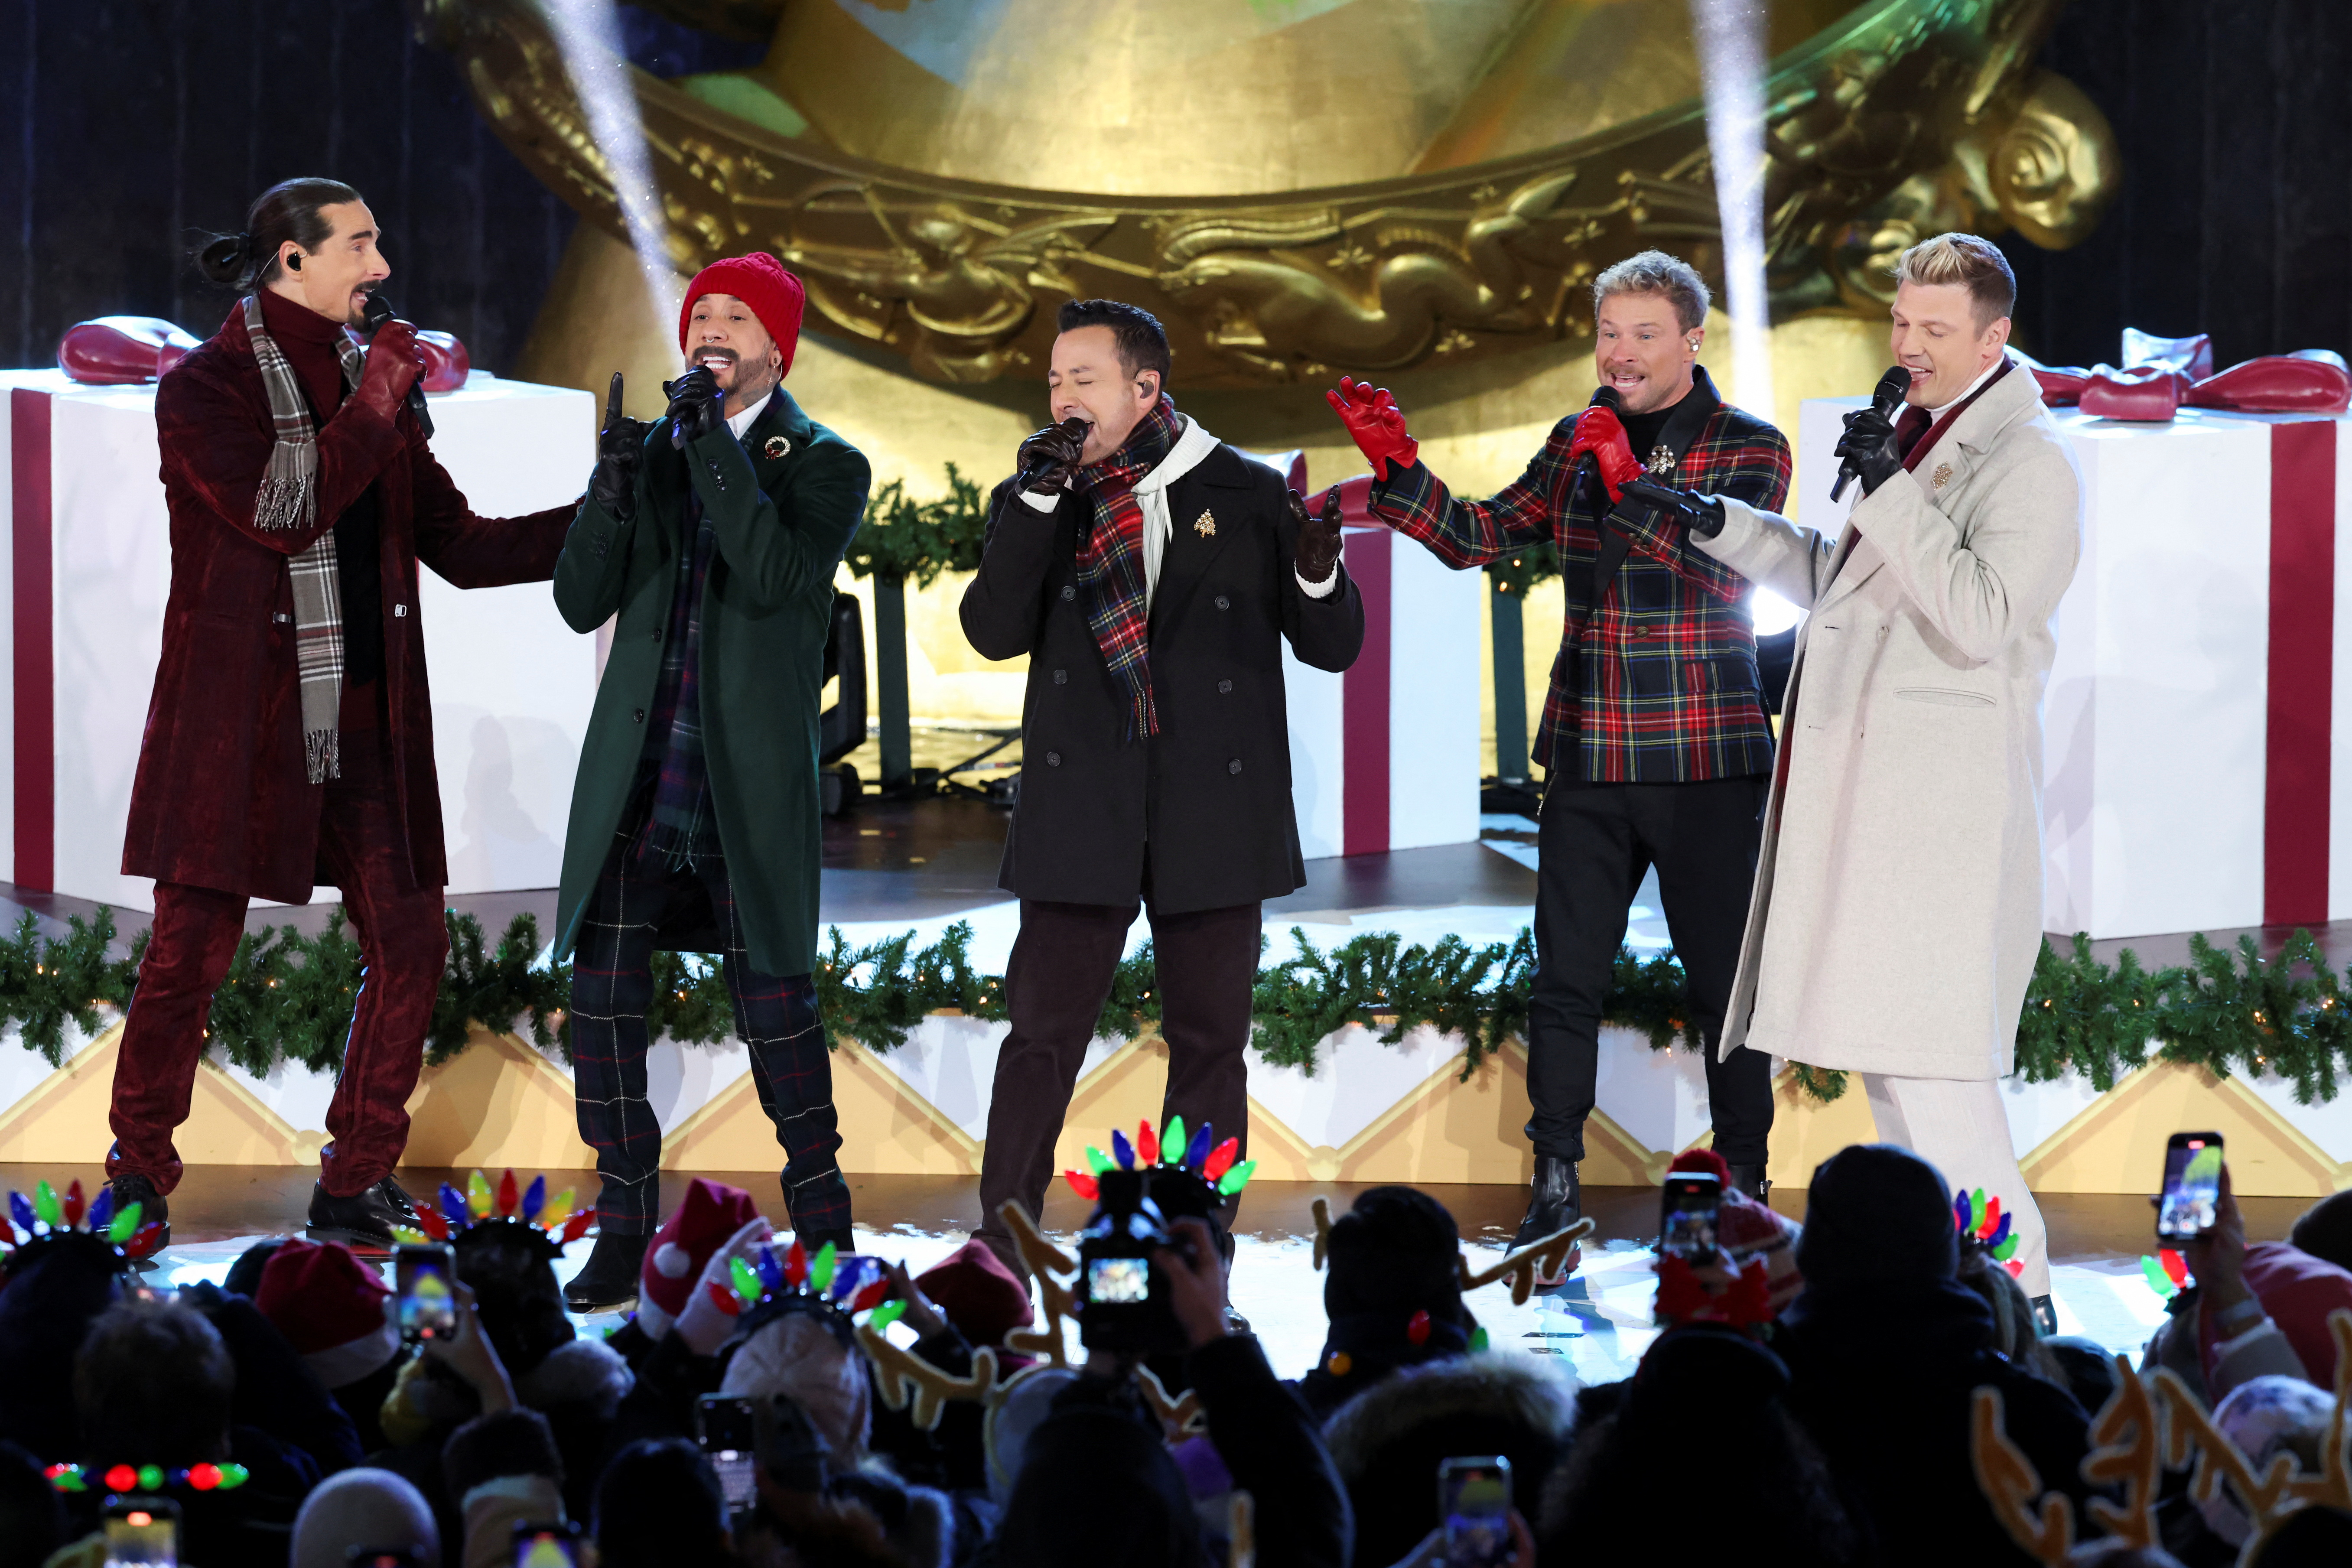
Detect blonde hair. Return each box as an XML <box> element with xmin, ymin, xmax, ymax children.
<box><xmin>1591</xmin><ymin>250</ymin><xmax>1711</xmax><ymax>333</ymax></box>
<box><xmin>1893</xmin><ymin>233</ymin><xmax>2017</xmax><ymax>331</ymax></box>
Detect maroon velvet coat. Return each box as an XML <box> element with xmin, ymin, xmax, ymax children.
<box><xmin>124</xmin><ymin>296</ymin><xmax>573</xmax><ymax>903</ymax></box>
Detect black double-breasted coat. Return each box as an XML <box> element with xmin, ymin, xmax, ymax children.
<box><xmin>960</xmin><ymin>442</ymin><xmax>1365</xmax><ymax>914</ymax></box>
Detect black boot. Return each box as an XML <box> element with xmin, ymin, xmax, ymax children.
<box><xmin>105</xmin><ymin>1171</ymin><xmax>169</xmax><ymax>1249</ymax></box>
<box><xmin>306</xmin><ymin>1177</ymin><xmax>420</xmax><ymax>1252</ymax></box>
<box><xmin>1511</xmin><ymin>1155</ymin><xmax>1580</xmax><ymax>1251</ymax></box>
<box><xmin>564</xmin><ymin>1227</ymin><xmax>650</xmax><ymax>1313</ymax></box>
<box><xmin>1726</xmin><ymin>1162</ymin><xmax>1771</xmax><ymax>1203</ymax></box>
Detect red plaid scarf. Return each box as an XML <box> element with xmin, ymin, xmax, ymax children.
<box><xmin>1074</xmin><ymin>394</ymin><xmax>1183</xmax><ymax>739</ymax></box>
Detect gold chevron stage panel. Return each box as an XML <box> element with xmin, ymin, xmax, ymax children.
<box><xmin>2018</xmin><ymin>1062</ymin><xmax>2352</xmax><ymax>1198</ymax></box>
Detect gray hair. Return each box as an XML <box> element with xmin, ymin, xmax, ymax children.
<box><xmin>1591</xmin><ymin>250</ymin><xmax>1711</xmax><ymax>333</ymax></box>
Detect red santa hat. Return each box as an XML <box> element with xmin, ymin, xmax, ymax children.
<box><xmin>1668</xmin><ymin>1148</ymin><xmax>1805</xmax><ymax>1317</ymax></box>
<box><xmin>636</xmin><ymin>1178</ymin><xmax>763</xmax><ymax>1339</ymax></box>
<box><xmin>253</xmin><ymin>1237</ymin><xmax>401</xmax><ymax>1389</ymax></box>
<box><xmin>677</xmin><ymin>252</ymin><xmax>806</xmax><ymax>381</ymax></box>
<box><xmin>915</xmin><ymin>1238</ymin><xmax>1034</xmax><ymax>1350</ymax></box>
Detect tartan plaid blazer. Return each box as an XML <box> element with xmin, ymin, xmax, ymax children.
<box><xmin>1370</xmin><ymin>368</ymin><xmax>1791</xmax><ymax>783</ymax></box>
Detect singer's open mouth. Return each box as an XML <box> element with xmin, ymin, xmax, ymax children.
<box><xmin>695</xmin><ymin>350</ymin><xmax>738</xmax><ymax>374</ymax></box>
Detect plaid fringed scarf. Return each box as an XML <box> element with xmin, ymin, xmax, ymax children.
<box><xmin>1075</xmin><ymin>394</ymin><xmax>1183</xmax><ymax>740</ymax></box>
<box><xmin>637</xmin><ymin>488</ymin><xmax>722</xmax><ymax>869</ymax></box>
<box><xmin>243</xmin><ymin>293</ymin><xmax>363</xmax><ymax>783</ymax></box>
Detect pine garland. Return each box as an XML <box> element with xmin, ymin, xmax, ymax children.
<box><xmin>9</xmin><ymin>908</ymin><xmax>2352</xmax><ymax>1117</ymax></box>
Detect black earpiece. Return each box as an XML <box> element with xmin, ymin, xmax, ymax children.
<box><xmin>287</xmin><ymin>254</ymin><xmax>302</xmax><ymax>272</ymax></box>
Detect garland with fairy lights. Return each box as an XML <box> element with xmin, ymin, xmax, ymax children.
<box><xmin>9</xmin><ymin>907</ymin><xmax>2352</xmax><ymax>1111</ymax></box>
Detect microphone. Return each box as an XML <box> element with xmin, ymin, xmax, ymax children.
<box><xmin>361</xmin><ymin>293</ymin><xmax>434</xmax><ymax>439</ymax></box>
<box><xmin>1019</xmin><ymin>416</ymin><xmax>1090</xmax><ymax>492</ymax></box>
<box><xmin>1830</xmin><ymin>366</ymin><xmax>1913</xmax><ymax>503</ymax></box>
<box><xmin>1571</xmin><ymin>384</ymin><xmax>1622</xmax><ymax>497</ymax></box>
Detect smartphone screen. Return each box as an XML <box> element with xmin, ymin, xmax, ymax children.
<box><xmin>105</xmin><ymin>1499</ymin><xmax>179</xmax><ymax>1568</ymax></box>
<box><xmin>1659</xmin><ymin>1174</ymin><xmax>1722</xmax><ymax>1263</ymax></box>
<box><xmin>1436</xmin><ymin>1456</ymin><xmax>1513</xmax><ymax>1568</ymax></box>
<box><xmin>511</xmin><ymin>1525</ymin><xmax>579</xmax><ymax>1568</ymax></box>
<box><xmin>2156</xmin><ymin>1133</ymin><xmax>2224</xmax><ymax>1244</ymax></box>
<box><xmin>394</xmin><ymin>1243</ymin><xmax>458</xmax><ymax>1344</ymax></box>
<box><xmin>1086</xmin><ymin>1256</ymin><xmax>1151</xmax><ymax>1304</ymax></box>
<box><xmin>698</xmin><ymin>1395</ymin><xmax>760</xmax><ymax>1514</ymax></box>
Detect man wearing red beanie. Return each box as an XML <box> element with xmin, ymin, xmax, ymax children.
<box><xmin>552</xmin><ymin>252</ymin><xmax>871</xmax><ymax>1310</ymax></box>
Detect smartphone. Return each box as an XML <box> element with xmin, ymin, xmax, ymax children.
<box><xmin>1659</xmin><ymin>1172</ymin><xmax>1722</xmax><ymax>1263</ymax></box>
<box><xmin>697</xmin><ymin>1394</ymin><xmax>760</xmax><ymax>1516</ymax></box>
<box><xmin>105</xmin><ymin>1497</ymin><xmax>180</xmax><ymax>1568</ymax></box>
<box><xmin>394</xmin><ymin>1242</ymin><xmax>458</xmax><ymax>1345</ymax></box>
<box><xmin>347</xmin><ymin>1552</ymin><xmax>423</xmax><ymax>1568</ymax></box>
<box><xmin>2156</xmin><ymin>1132</ymin><xmax>2225</xmax><ymax>1244</ymax></box>
<box><xmin>1436</xmin><ymin>1455</ymin><xmax>1513</xmax><ymax>1568</ymax></box>
<box><xmin>511</xmin><ymin>1522</ymin><xmax>582</xmax><ymax>1568</ymax></box>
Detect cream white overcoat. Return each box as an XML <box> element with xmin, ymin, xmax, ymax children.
<box><xmin>1695</xmin><ymin>359</ymin><xmax>2081</xmax><ymax>1079</ymax></box>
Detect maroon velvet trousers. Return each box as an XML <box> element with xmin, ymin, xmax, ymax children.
<box><xmin>105</xmin><ymin>729</ymin><xmax>449</xmax><ymax>1197</ymax></box>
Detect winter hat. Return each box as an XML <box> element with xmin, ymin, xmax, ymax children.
<box><xmin>290</xmin><ymin>1467</ymin><xmax>439</xmax><ymax>1568</ymax></box>
<box><xmin>677</xmin><ymin>253</ymin><xmax>806</xmax><ymax>379</ymax></box>
<box><xmin>998</xmin><ymin>1406</ymin><xmax>1203</xmax><ymax>1568</ymax></box>
<box><xmin>915</xmin><ymin>1238</ymin><xmax>1033</xmax><ymax>1350</ymax></box>
<box><xmin>2200</xmin><ymin>1375</ymin><xmax>2338</xmax><ymax>1546</ymax></box>
<box><xmin>1324</xmin><ymin>1185</ymin><xmax>1465</xmax><ymax>1324</ymax></box>
<box><xmin>637</xmin><ymin>1178</ymin><xmax>761</xmax><ymax>1340</ymax></box>
<box><xmin>1667</xmin><ymin>1149</ymin><xmax>1804</xmax><ymax>1318</ymax></box>
<box><xmin>1795</xmin><ymin>1144</ymin><xmax>1957</xmax><ymax>1293</ymax></box>
<box><xmin>721</xmin><ymin>1310</ymin><xmax>873</xmax><ymax>1457</ymax></box>
<box><xmin>254</xmin><ymin>1237</ymin><xmax>401</xmax><ymax>1390</ymax></box>
<box><xmin>983</xmin><ymin>1366</ymin><xmax>1077</xmax><ymax>1503</ymax></box>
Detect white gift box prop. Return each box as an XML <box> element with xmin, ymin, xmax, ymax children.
<box><xmin>1799</xmin><ymin>395</ymin><xmax>2352</xmax><ymax>940</ymax></box>
<box><xmin>0</xmin><ymin>368</ymin><xmax>595</xmax><ymax>905</ymax></box>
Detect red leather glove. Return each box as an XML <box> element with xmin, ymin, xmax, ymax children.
<box><xmin>1566</xmin><ymin>403</ymin><xmax>1645</xmax><ymax>504</ymax></box>
<box><xmin>1325</xmin><ymin>376</ymin><xmax>1419</xmax><ymax>481</ymax></box>
<box><xmin>352</xmin><ymin>316</ymin><xmax>425</xmax><ymax>425</ymax></box>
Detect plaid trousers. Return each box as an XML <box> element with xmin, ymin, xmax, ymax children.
<box><xmin>569</xmin><ymin>822</ymin><xmax>850</xmax><ymax>1236</ymax></box>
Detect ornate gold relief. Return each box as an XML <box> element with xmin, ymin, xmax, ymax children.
<box><xmin>412</xmin><ymin>0</ymin><xmax>2116</xmax><ymax>389</ymax></box>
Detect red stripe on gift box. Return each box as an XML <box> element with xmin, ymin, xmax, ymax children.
<box><xmin>1343</xmin><ymin>528</ymin><xmax>1390</xmax><ymax>856</ymax></box>
<box><xmin>9</xmin><ymin>390</ymin><xmax>51</xmax><ymax>892</ymax></box>
<box><xmin>2265</xmin><ymin>418</ymin><xmax>2333</xmax><ymax>927</ymax></box>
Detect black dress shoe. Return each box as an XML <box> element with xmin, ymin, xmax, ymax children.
<box><xmin>105</xmin><ymin>1172</ymin><xmax>169</xmax><ymax>1249</ymax></box>
<box><xmin>306</xmin><ymin>1178</ymin><xmax>421</xmax><ymax>1252</ymax></box>
<box><xmin>563</xmin><ymin>1228</ymin><xmax>649</xmax><ymax>1313</ymax></box>
<box><xmin>1511</xmin><ymin>1155</ymin><xmax>1580</xmax><ymax>1252</ymax></box>
<box><xmin>1727</xmin><ymin>1162</ymin><xmax>1771</xmax><ymax>1203</ymax></box>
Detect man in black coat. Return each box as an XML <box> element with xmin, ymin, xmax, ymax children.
<box><xmin>960</xmin><ymin>299</ymin><xmax>1364</xmax><ymax>1269</ymax></box>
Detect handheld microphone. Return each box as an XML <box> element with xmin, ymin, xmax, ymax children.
<box><xmin>1019</xmin><ymin>416</ymin><xmax>1090</xmax><ymax>492</ymax></box>
<box><xmin>1571</xmin><ymin>384</ymin><xmax>1622</xmax><ymax>496</ymax></box>
<box><xmin>1830</xmin><ymin>366</ymin><xmax>1913</xmax><ymax>503</ymax></box>
<box><xmin>361</xmin><ymin>293</ymin><xmax>434</xmax><ymax>439</ymax></box>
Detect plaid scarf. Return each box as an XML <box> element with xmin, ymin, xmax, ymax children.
<box><xmin>638</xmin><ymin>487</ymin><xmax>722</xmax><ymax>869</ymax></box>
<box><xmin>1074</xmin><ymin>394</ymin><xmax>1183</xmax><ymax>740</ymax></box>
<box><xmin>243</xmin><ymin>294</ymin><xmax>364</xmax><ymax>784</ymax></box>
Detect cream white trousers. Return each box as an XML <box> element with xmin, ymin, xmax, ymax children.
<box><xmin>1861</xmin><ymin>1073</ymin><xmax>2052</xmax><ymax>1298</ymax></box>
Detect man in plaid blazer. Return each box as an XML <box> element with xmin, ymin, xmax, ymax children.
<box><xmin>1330</xmin><ymin>251</ymin><xmax>1791</xmax><ymax>1253</ymax></box>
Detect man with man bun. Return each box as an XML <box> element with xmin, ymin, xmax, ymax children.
<box><xmin>552</xmin><ymin>252</ymin><xmax>871</xmax><ymax>1311</ymax></box>
<box><xmin>1329</xmin><ymin>251</ymin><xmax>1791</xmax><ymax>1256</ymax></box>
<box><xmin>104</xmin><ymin>178</ymin><xmax>573</xmax><ymax>1249</ymax></box>
<box><xmin>1623</xmin><ymin>233</ymin><xmax>2078</xmax><ymax>1326</ymax></box>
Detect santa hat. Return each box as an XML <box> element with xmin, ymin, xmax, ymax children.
<box><xmin>677</xmin><ymin>253</ymin><xmax>806</xmax><ymax>381</ymax></box>
<box><xmin>916</xmin><ymin>1239</ymin><xmax>1033</xmax><ymax>1350</ymax></box>
<box><xmin>254</xmin><ymin>1237</ymin><xmax>401</xmax><ymax>1389</ymax></box>
<box><xmin>1668</xmin><ymin>1149</ymin><xmax>1804</xmax><ymax>1317</ymax></box>
<box><xmin>636</xmin><ymin>1178</ymin><xmax>762</xmax><ymax>1339</ymax></box>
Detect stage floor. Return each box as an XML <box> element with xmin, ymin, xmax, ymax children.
<box><xmin>24</xmin><ymin>1162</ymin><xmax>2302</xmax><ymax>1390</ymax></box>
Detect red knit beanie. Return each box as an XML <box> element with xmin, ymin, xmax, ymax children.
<box><xmin>916</xmin><ymin>1238</ymin><xmax>1034</xmax><ymax>1349</ymax></box>
<box><xmin>678</xmin><ymin>253</ymin><xmax>806</xmax><ymax>380</ymax></box>
<box><xmin>254</xmin><ymin>1237</ymin><xmax>401</xmax><ymax>1389</ymax></box>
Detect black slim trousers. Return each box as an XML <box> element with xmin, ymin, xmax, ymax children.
<box><xmin>1524</xmin><ymin>772</ymin><xmax>1774</xmax><ymax>1165</ymax></box>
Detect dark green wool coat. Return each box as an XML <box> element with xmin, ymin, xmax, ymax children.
<box><xmin>552</xmin><ymin>387</ymin><xmax>869</xmax><ymax>977</ymax></box>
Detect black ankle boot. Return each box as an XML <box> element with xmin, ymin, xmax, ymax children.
<box><xmin>1512</xmin><ymin>1155</ymin><xmax>1580</xmax><ymax>1250</ymax></box>
<box><xmin>306</xmin><ymin>1178</ymin><xmax>420</xmax><ymax>1252</ymax></box>
<box><xmin>105</xmin><ymin>1172</ymin><xmax>170</xmax><ymax>1249</ymax></box>
<box><xmin>564</xmin><ymin>1227</ymin><xmax>650</xmax><ymax>1312</ymax></box>
<box><xmin>1726</xmin><ymin>1162</ymin><xmax>1771</xmax><ymax>1203</ymax></box>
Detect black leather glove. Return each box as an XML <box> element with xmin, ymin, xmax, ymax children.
<box><xmin>661</xmin><ymin>365</ymin><xmax>724</xmax><ymax>446</ymax></box>
<box><xmin>1615</xmin><ymin>478</ymin><xmax>1725</xmax><ymax>539</ymax></box>
<box><xmin>1017</xmin><ymin>418</ymin><xmax>1088</xmax><ymax>496</ymax></box>
<box><xmin>1833</xmin><ymin>403</ymin><xmax>1905</xmax><ymax>497</ymax></box>
<box><xmin>590</xmin><ymin>372</ymin><xmax>647</xmax><ymax>521</ymax></box>
<box><xmin>1290</xmin><ymin>486</ymin><xmax>1343</xmax><ymax>584</ymax></box>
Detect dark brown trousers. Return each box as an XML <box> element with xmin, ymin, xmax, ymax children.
<box><xmin>975</xmin><ymin>886</ymin><xmax>1261</xmax><ymax>1262</ymax></box>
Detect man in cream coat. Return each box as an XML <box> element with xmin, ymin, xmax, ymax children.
<box><xmin>1621</xmin><ymin>233</ymin><xmax>2079</xmax><ymax>1326</ymax></box>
